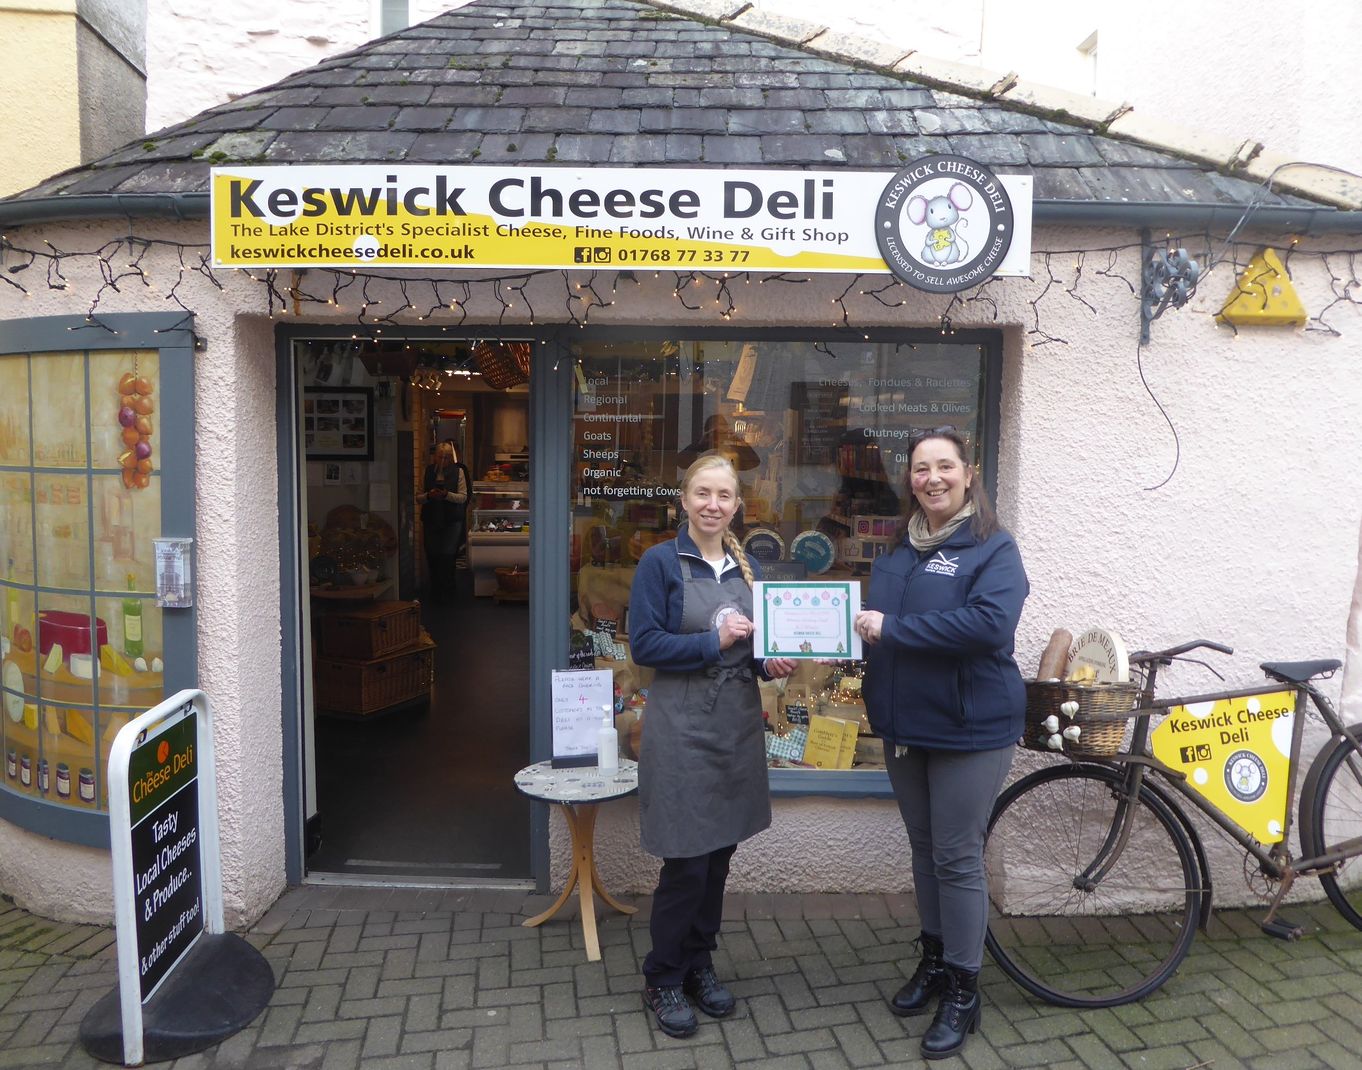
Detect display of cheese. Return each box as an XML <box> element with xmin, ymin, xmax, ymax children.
<box><xmin>2</xmin><ymin>661</ymin><xmax>23</xmax><ymax>722</ymax></box>
<box><xmin>44</xmin><ymin>708</ymin><xmax>62</xmax><ymax>735</ymax></box>
<box><xmin>70</xmin><ymin>652</ymin><xmax>94</xmax><ymax>679</ymax></box>
<box><xmin>103</xmin><ymin>716</ymin><xmax>126</xmax><ymax>744</ymax></box>
<box><xmin>133</xmin><ymin>657</ymin><xmax>148</xmax><ymax>673</ymax></box>
<box><xmin>65</xmin><ymin>708</ymin><xmax>95</xmax><ymax>745</ymax></box>
<box><xmin>151</xmin><ymin>656</ymin><xmax>163</xmax><ymax>673</ymax></box>
<box><xmin>100</xmin><ymin>645</ymin><xmax>133</xmax><ymax>676</ymax></box>
<box><xmin>43</xmin><ymin>644</ymin><xmax>64</xmax><ymax>674</ymax></box>
<box><xmin>22</xmin><ymin>704</ymin><xmax>36</xmax><ymax>731</ymax></box>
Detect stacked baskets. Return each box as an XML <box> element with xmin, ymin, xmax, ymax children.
<box><xmin>1022</xmin><ymin>680</ymin><xmax>1140</xmax><ymax>759</ymax></box>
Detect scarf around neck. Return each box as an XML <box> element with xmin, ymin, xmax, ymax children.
<box><xmin>907</xmin><ymin>500</ymin><xmax>975</xmax><ymax>552</ymax></box>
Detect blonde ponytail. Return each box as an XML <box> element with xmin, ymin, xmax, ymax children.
<box><xmin>722</xmin><ymin>529</ymin><xmax>755</xmax><ymax>589</ymax></box>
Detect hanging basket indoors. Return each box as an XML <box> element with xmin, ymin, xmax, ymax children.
<box><xmin>472</xmin><ymin>341</ymin><xmax>531</xmax><ymax>389</ymax></box>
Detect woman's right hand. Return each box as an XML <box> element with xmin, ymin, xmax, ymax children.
<box><xmin>717</xmin><ymin>612</ymin><xmax>754</xmax><ymax>650</ymax></box>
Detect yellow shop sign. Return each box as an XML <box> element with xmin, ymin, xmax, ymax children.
<box><xmin>209</xmin><ymin>164</ymin><xmax>1032</xmax><ymax>279</ymax></box>
<box><xmin>1151</xmin><ymin>691</ymin><xmax>1296</xmax><ymax>843</ymax></box>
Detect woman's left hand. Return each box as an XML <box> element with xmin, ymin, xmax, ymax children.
<box><xmin>855</xmin><ymin>610</ymin><xmax>884</xmax><ymax>645</ymax></box>
<box><xmin>764</xmin><ymin>657</ymin><xmax>798</xmax><ymax>679</ymax></box>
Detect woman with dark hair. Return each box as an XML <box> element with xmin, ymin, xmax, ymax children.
<box><xmin>853</xmin><ymin>431</ymin><xmax>1028</xmax><ymax>1061</ymax></box>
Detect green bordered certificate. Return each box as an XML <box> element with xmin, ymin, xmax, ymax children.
<box><xmin>753</xmin><ymin>581</ymin><xmax>862</xmax><ymax>659</ymax></box>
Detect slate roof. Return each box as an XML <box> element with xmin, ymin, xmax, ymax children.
<box><xmin>3</xmin><ymin>0</ymin><xmax>1353</xmax><ymax>214</ymax></box>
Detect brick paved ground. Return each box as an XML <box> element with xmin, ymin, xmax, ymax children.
<box><xmin>3</xmin><ymin>887</ymin><xmax>1362</xmax><ymax>1069</ymax></box>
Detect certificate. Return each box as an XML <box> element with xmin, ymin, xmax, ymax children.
<box><xmin>753</xmin><ymin>581</ymin><xmax>862</xmax><ymax>659</ymax></box>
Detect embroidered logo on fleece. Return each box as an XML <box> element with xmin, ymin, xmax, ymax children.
<box><xmin>924</xmin><ymin>552</ymin><xmax>960</xmax><ymax>577</ymax></box>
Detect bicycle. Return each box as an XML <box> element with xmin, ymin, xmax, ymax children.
<box><xmin>983</xmin><ymin>638</ymin><xmax>1359</xmax><ymax>1007</ymax></box>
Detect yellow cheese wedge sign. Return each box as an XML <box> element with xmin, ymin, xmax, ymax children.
<box><xmin>1151</xmin><ymin>690</ymin><xmax>1296</xmax><ymax>843</ymax></box>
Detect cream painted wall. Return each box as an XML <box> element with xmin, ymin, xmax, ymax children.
<box><xmin>0</xmin><ymin>3</ymin><xmax>82</xmax><ymax>198</ymax></box>
<box><xmin>144</xmin><ymin>0</ymin><xmax>469</xmax><ymax>134</ymax></box>
<box><xmin>2</xmin><ymin>216</ymin><xmax>1357</xmax><ymax>918</ymax></box>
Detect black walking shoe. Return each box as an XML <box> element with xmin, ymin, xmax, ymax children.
<box><xmin>889</xmin><ymin>932</ymin><xmax>947</xmax><ymax>1017</ymax></box>
<box><xmin>683</xmin><ymin>965</ymin><xmax>736</xmax><ymax>1018</ymax></box>
<box><xmin>642</xmin><ymin>985</ymin><xmax>698</xmax><ymax>1038</ymax></box>
<box><xmin>921</xmin><ymin>965</ymin><xmax>981</xmax><ymax>1061</ymax></box>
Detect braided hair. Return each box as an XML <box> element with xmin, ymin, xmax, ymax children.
<box><xmin>680</xmin><ymin>453</ymin><xmax>755</xmax><ymax>589</ymax></box>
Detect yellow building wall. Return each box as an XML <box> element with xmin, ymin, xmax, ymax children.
<box><xmin>0</xmin><ymin>2</ymin><xmax>82</xmax><ymax>198</ymax></box>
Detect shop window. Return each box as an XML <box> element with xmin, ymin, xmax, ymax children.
<box><xmin>0</xmin><ymin>316</ymin><xmax>195</xmax><ymax>846</ymax></box>
<box><xmin>568</xmin><ymin>337</ymin><xmax>995</xmax><ymax>779</ymax></box>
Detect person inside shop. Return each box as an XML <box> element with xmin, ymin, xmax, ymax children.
<box><xmin>628</xmin><ymin>454</ymin><xmax>797</xmax><ymax>1039</ymax></box>
<box><xmin>676</xmin><ymin>413</ymin><xmax>761</xmax><ymax>473</ymax></box>
<box><xmin>417</xmin><ymin>440</ymin><xmax>469</xmax><ymax>602</ymax></box>
<box><xmin>853</xmin><ymin>430</ymin><xmax>1028</xmax><ymax>1061</ymax></box>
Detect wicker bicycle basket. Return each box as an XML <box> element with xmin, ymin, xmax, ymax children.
<box><xmin>473</xmin><ymin>341</ymin><xmax>531</xmax><ymax>389</ymax></box>
<box><xmin>1022</xmin><ymin>680</ymin><xmax>1141</xmax><ymax>759</ymax></box>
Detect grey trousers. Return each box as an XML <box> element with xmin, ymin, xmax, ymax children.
<box><xmin>884</xmin><ymin>742</ymin><xmax>1014</xmax><ymax>972</ymax></box>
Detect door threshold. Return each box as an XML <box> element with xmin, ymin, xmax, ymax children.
<box><xmin>305</xmin><ymin>871</ymin><xmax>535</xmax><ymax>891</ymax></box>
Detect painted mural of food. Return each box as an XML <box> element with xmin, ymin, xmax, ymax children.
<box><xmin>116</xmin><ymin>371</ymin><xmax>154</xmax><ymax>489</ymax></box>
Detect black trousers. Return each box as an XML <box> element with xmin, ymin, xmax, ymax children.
<box><xmin>643</xmin><ymin>844</ymin><xmax>738</xmax><ymax>987</ymax></box>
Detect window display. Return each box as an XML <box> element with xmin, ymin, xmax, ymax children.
<box><xmin>568</xmin><ymin>338</ymin><xmax>989</xmax><ymax>773</ymax></box>
<box><xmin>0</xmin><ymin>348</ymin><xmax>166</xmax><ymax>814</ymax></box>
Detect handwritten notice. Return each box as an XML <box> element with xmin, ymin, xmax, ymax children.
<box><xmin>551</xmin><ymin>669</ymin><xmax>613</xmax><ymax>768</ymax></box>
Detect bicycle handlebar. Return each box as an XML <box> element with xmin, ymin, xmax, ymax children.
<box><xmin>1129</xmin><ymin>639</ymin><xmax>1234</xmax><ymax>664</ymax></box>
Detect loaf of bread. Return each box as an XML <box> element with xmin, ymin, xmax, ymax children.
<box><xmin>1036</xmin><ymin>628</ymin><xmax>1072</xmax><ymax>681</ymax></box>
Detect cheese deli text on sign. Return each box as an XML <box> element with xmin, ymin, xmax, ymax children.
<box><xmin>211</xmin><ymin>165</ymin><xmax>1032</xmax><ymax>275</ymax></box>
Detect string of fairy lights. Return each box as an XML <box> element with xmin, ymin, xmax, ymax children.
<box><xmin>2</xmin><ymin>229</ymin><xmax>1361</xmax><ymax>351</ymax></box>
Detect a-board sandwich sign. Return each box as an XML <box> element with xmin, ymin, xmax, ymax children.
<box><xmin>127</xmin><ymin>707</ymin><xmax>203</xmax><ymax>1001</ymax></box>
<box><xmin>81</xmin><ymin>690</ymin><xmax>274</xmax><ymax>1067</ymax></box>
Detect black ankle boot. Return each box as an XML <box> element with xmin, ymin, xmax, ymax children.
<box><xmin>889</xmin><ymin>932</ymin><xmax>947</xmax><ymax>1017</ymax></box>
<box><xmin>920</xmin><ymin>964</ymin><xmax>981</xmax><ymax>1061</ymax></box>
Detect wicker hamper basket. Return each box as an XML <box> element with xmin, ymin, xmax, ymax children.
<box><xmin>314</xmin><ymin>637</ymin><xmax>435</xmax><ymax>715</ymax></box>
<box><xmin>319</xmin><ymin>600</ymin><xmax>420</xmax><ymax>660</ymax></box>
<box><xmin>473</xmin><ymin>341</ymin><xmax>531</xmax><ymax>390</ymax></box>
<box><xmin>1023</xmin><ymin>680</ymin><xmax>1141</xmax><ymax>759</ymax></box>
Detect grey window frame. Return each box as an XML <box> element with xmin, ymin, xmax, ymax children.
<box><xmin>0</xmin><ymin>313</ymin><xmax>197</xmax><ymax>848</ymax></box>
<box><xmin>549</xmin><ymin>325</ymin><xmax>1004</xmax><ymax>800</ymax></box>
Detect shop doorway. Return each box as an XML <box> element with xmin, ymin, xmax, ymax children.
<box><xmin>292</xmin><ymin>338</ymin><xmax>532</xmax><ymax>884</ymax></box>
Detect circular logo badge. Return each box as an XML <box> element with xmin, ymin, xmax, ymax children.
<box><xmin>875</xmin><ymin>155</ymin><xmax>1014</xmax><ymax>293</ymax></box>
<box><xmin>1223</xmin><ymin>750</ymin><xmax>1268</xmax><ymax>802</ymax></box>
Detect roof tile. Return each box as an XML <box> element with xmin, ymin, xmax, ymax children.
<box><xmin>475</xmin><ymin>133</ymin><xmax>555</xmax><ymax>160</ymax></box>
<box><xmin>407</xmin><ymin>131</ymin><xmax>485</xmax><ymax>161</ymax></box>
<box><xmin>701</xmin><ymin>136</ymin><xmax>765</xmax><ymax>164</ymax></box>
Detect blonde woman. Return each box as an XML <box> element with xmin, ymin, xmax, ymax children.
<box><xmin>628</xmin><ymin>454</ymin><xmax>796</xmax><ymax>1039</ymax></box>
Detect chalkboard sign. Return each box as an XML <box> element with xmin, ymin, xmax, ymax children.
<box><xmin>127</xmin><ymin>710</ymin><xmax>203</xmax><ymax>1001</ymax></box>
<box><xmin>87</xmin><ymin>690</ymin><xmax>275</xmax><ymax>1067</ymax></box>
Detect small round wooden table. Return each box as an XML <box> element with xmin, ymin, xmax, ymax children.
<box><xmin>514</xmin><ymin>759</ymin><xmax>639</xmax><ymax>961</ymax></box>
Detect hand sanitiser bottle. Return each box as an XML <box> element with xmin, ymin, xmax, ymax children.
<box><xmin>597</xmin><ymin>707</ymin><xmax>618</xmax><ymax>772</ymax></box>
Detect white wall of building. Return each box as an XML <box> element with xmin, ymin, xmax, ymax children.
<box><xmin>147</xmin><ymin>1</ymin><xmax>1362</xmax><ymax>177</ymax></box>
<box><xmin>2</xmin><ymin>215</ymin><xmax>1358</xmax><ymax>917</ymax></box>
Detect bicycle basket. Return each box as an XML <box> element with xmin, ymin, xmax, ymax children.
<box><xmin>1022</xmin><ymin>680</ymin><xmax>1141</xmax><ymax>759</ymax></box>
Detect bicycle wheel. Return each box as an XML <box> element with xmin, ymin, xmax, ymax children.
<box><xmin>1305</xmin><ymin>734</ymin><xmax>1362</xmax><ymax>930</ymax></box>
<box><xmin>985</xmin><ymin>763</ymin><xmax>1202</xmax><ymax>1007</ymax></box>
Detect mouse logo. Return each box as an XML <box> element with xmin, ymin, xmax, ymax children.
<box><xmin>908</xmin><ymin>183</ymin><xmax>972</xmax><ymax>266</ymax></box>
<box><xmin>875</xmin><ymin>155</ymin><xmax>1015</xmax><ymax>293</ymax></box>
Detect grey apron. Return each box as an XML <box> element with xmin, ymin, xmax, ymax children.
<box><xmin>638</xmin><ymin>547</ymin><xmax>772</xmax><ymax>858</ymax></box>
